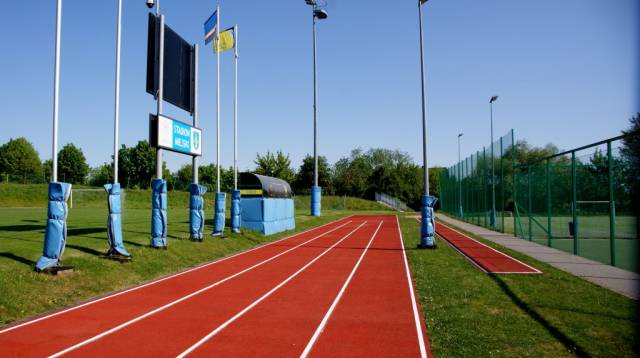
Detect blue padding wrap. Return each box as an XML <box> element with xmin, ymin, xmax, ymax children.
<box><xmin>36</xmin><ymin>182</ymin><xmax>72</xmax><ymax>271</ymax></box>
<box><xmin>104</xmin><ymin>183</ymin><xmax>130</xmax><ymax>257</ymax></box>
<box><xmin>212</xmin><ymin>192</ymin><xmax>226</xmax><ymax>236</ymax></box>
<box><xmin>231</xmin><ymin>190</ymin><xmax>241</xmax><ymax>233</ymax></box>
<box><xmin>241</xmin><ymin>197</ymin><xmax>295</xmax><ymax>236</ymax></box>
<box><xmin>310</xmin><ymin>186</ymin><xmax>321</xmax><ymax>217</ymax></box>
<box><xmin>189</xmin><ymin>184</ymin><xmax>207</xmax><ymax>240</ymax></box>
<box><xmin>150</xmin><ymin>179</ymin><xmax>167</xmax><ymax>248</ymax></box>
<box><xmin>420</xmin><ymin>195</ymin><xmax>438</xmax><ymax>247</ymax></box>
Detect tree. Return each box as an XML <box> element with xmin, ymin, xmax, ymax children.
<box><xmin>89</xmin><ymin>163</ymin><xmax>113</xmax><ymax>187</ymax></box>
<box><xmin>118</xmin><ymin>141</ymin><xmax>155</xmax><ymax>188</ymax></box>
<box><xmin>198</xmin><ymin>164</ymin><xmax>234</xmax><ymax>193</ymax></box>
<box><xmin>56</xmin><ymin>143</ymin><xmax>89</xmax><ymax>184</ymax></box>
<box><xmin>293</xmin><ymin>155</ymin><xmax>333</xmax><ymax>194</ymax></box>
<box><xmin>254</xmin><ymin>151</ymin><xmax>295</xmax><ymax>183</ymax></box>
<box><xmin>0</xmin><ymin>137</ymin><xmax>43</xmax><ymax>183</ymax></box>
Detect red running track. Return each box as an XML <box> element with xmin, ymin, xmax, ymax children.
<box><xmin>0</xmin><ymin>215</ymin><xmax>430</xmax><ymax>357</ymax></box>
<box><xmin>436</xmin><ymin>221</ymin><xmax>541</xmax><ymax>274</ymax></box>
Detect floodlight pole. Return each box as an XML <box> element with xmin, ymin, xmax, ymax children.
<box><xmin>113</xmin><ymin>0</ymin><xmax>122</xmax><ymax>183</ymax></box>
<box><xmin>312</xmin><ymin>8</ymin><xmax>319</xmax><ymax>189</ymax></box>
<box><xmin>51</xmin><ymin>0</ymin><xmax>62</xmax><ymax>183</ymax></box>
<box><xmin>156</xmin><ymin>14</ymin><xmax>165</xmax><ymax>179</ymax></box>
<box><xmin>489</xmin><ymin>96</ymin><xmax>498</xmax><ymax>228</ymax></box>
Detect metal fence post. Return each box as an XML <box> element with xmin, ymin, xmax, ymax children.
<box><xmin>608</xmin><ymin>141</ymin><xmax>616</xmax><ymax>266</ymax></box>
<box><xmin>483</xmin><ymin>147</ymin><xmax>487</xmax><ymax>228</ymax></box>
<box><xmin>572</xmin><ymin>151</ymin><xmax>578</xmax><ymax>255</ymax></box>
<box><xmin>500</xmin><ymin>136</ymin><xmax>505</xmax><ymax>232</ymax></box>
<box><xmin>528</xmin><ymin>165</ymin><xmax>532</xmax><ymax>241</ymax></box>
<box><xmin>547</xmin><ymin>159</ymin><xmax>552</xmax><ymax>247</ymax></box>
<box><xmin>512</xmin><ymin>130</ymin><xmax>517</xmax><ymax>237</ymax></box>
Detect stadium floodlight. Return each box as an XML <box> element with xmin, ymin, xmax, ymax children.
<box><xmin>314</xmin><ymin>9</ymin><xmax>328</xmax><ymax>19</ymax></box>
<box><xmin>490</xmin><ymin>95</ymin><xmax>498</xmax><ymax>103</ymax></box>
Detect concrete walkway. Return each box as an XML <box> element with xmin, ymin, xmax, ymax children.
<box><xmin>437</xmin><ymin>214</ymin><xmax>640</xmax><ymax>300</ymax></box>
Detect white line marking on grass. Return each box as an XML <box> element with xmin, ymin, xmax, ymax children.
<box><xmin>398</xmin><ymin>215</ymin><xmax>428</xmax><ymax>358</ymax></box>
<box><xmin>300</xmin><ymin>220</ymin><xmax>383</xmax><ymax>358</ymax></box>
<box><xmin>436</xmin><ymin>221</ymin><xmax>542</xmax><ymax>274</ymax></box>
<box><xmin>0</xmin><ymin>215</ymin><xmax>353</xmax><ymax>336</ymax></box>
<box><xmin>176</xmin><ymin>221</ymin><xmax>369</xmax><ymax>358</ymax></box>
<box><xmin>47</xmin><ymin>221</ymin><xmax>354</xmax><ymax>358</ymax></box>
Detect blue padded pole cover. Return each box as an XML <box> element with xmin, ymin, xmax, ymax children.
<box><xmin>420</xmin><ymin>195</ymin><xmax>438</xmax><ymax>247</ymax></box>
<box><xmin>189</xmin><ymin>184</ymin><xmax>207</xmax><ymax>240</ymax></box>
<box><xmin>310</xmin><ymin>186</ymin><xmax>321</xmax><ymax>217</ymax></box>
<box><xmin>230</xmin><ymin>190</ymin><xmax>241</xmax><ymax>233</ymax></box>
<box><xmin>150</xmin><ymin>179</ymin><xmax>168</xmax><ymax>248</ymax></box>
<box><xmin>212</xmin><ymin>192</ymin><xmax>226</xmax><ymax>236</ymax></box>
<box><xmin>35</xmin><ymin>182</ymin><xmax>72</xmax><ymax>271</ymax></box>
<box><xmin>104</xmin><ymin>183</ymin><xmax>130</xmax><ymax>257</ymax></box>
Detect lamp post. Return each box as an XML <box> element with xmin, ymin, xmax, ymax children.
<box><xmin>458</xmin><ymin>132</ymin><xmax>463</xmax><ymax>217</ymax></box>
<box><xmin>489</xmin><ymin>95</ymin><xmax>498</xmax><ymax>228</ymax></box>
<box><xmin>417</xmin><ymin>0</ymin><xmax>437</xmax><ymax>250</ymax></box>
<box><xmin>305</xmin><ymin>0</ymin><xmax>327</xmax><ymax>217</ymax></box>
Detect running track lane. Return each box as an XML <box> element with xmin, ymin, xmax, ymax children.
<box><xmin>0</xmin><ymin>216</ymin><xmax>354</xmax><ymax>356</ymax></box>
<box><xmin>305</xmin><ymin>216</ymin><xmax>430</xmax><ymax>357</ymax></box>
<box><xmin>0</xmin><ymin>215</ymin><xmax>431</xmax><ymax>357</ymax></box>
<box><xmin>59</xmin><ymin>220</ymin><xmax>370</xmax><ymax>357</ymax></box>
<box><xmin>436</xmin><ymin>221</ymin><xmax>541</xmax><ymax>274</ymax></box>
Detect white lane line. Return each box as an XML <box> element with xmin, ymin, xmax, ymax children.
<box><xmin>437</xmin><ymin>222</ymin><xmax>542</xmax><ymax>274</ymax></box>
<box><xmin>0</xmin><ymin>215</ymin><xmax>353</xmax><ymax>335</ymax></box>
<box><xmin>299</xmin><ymin>220</ymin><xmax>383</xmax><ymax>358</ymax></box>
<box><xmin>47</xmin><ymin>221</ymin><xmax>354</xmax><ymax>358</ymax></box>
<box><xmin>398</xmin><ymin>215</ymin><xmax>428</xmax><ymax>358</ymax></box>
<box><xmin>176</xmin><ymin>221</ymin><xmax>370</xmax><ymax>358</ymax></box>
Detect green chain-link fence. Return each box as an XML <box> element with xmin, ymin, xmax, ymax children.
<box><xmin>439</xmin><ymin>130</ymin><xmax>515</xmax><ymax>233</ymax></box>
<box><xmin>439</xmin><ymin>132</ymin><xmax>639</xmax><ymax>272</ymax></box>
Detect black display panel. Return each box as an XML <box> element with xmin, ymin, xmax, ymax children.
<box><xmin>146</xmin><ymin>13</ymin><xmax>194</xmax><ymax>114</ymax></box>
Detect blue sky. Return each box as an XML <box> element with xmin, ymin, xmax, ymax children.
<box><xmin>0</xmin><ymin>0</ymin><xmax>637</xmax><ymax>172</ymax></box>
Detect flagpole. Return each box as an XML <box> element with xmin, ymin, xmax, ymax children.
<box><xmin>216</xmin><ymin>4</ymin><xmax>220</xmax><ymax>193</ymax></box>
<box><xmin>233</xmin><ymin>24</ymin><xmax>238</xmax><ymax>190</ymax></box>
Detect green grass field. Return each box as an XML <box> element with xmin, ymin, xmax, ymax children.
<box><xmin>399</xmin><ymin>215</ymin><xmax>638</xmax><ymax>357</ymax></box>
<box><xmin>0</xmin><ymin>184</ymin><xmax>637</xmax><ymax>356</ymax></box>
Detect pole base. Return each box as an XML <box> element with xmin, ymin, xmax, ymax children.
<box><xmin>36</xmin><ymin>265</ymin><xmax>75</xmax><ymax>275</ymax></box>
<box><xmin>417</xmin><ymin>243</ymin><xmax>437</xmax><ymax>250</ymax></box>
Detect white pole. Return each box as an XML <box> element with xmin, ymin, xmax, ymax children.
<box><xmin>312</xmin><ymin>9</ymin><xmax>318</xmax><ymax>188</ymax></box>
<box><xmin>113</xmin><ymin>0</ymin><xmax>122</xmax><ymax>184</ymax></box>
<box><xmin>418</xmin><ymin>0</ymin><xmax>429</xmax><ymax>196</ymax></box>
<box><xmin>52</xmin><ymin>0</ymin><xmax>62</xmax><ymax>183</ymax></box>
<box><xmin>216</xmin><ymin>5</ymin><xmax>221</xmax><ymax>193</ymax></box>
<box><xmin>233</xmin><ymin>24</ymin><xmax>238</xmax><ymax>190</ymax></box>
<box><xmin>156</xmin><ymin>14</ymin><xmax>165</xmax><ymax>179</ymax></box>
<box><xmin>193</xmin><ymin>44</ymin><xmax>199</xmax><ymax>184</ymax></box>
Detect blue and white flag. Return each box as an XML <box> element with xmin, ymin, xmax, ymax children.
<box><xmin>204</xmin><ymin>10</ymin><xmax>218</xmax><ymax>45</ymax></box>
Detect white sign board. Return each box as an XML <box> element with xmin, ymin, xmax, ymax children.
<box><xmin>156</xmin><ymin>114</ymin><xmax>202</xmax><ymax>156</ymax></box>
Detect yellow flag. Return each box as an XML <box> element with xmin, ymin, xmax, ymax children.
<box><xmin>214</xmin><ymin>28</ymin><xmax>235</xmax><ymax>53</ymax></box>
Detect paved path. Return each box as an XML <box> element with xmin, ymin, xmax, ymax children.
<box><xmin>437</xmin><ymin>214</ymin><xmax>640</xmax><ymax>300</ymax></box>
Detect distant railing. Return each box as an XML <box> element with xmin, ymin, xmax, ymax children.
<box><xmin>375</xmin><ymin>192</ymin><xmax>408</xmax><ymax>212</ymax></box>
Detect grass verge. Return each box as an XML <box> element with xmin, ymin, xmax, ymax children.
<box><xmin>398</xmin><ymin>214</ymin><xmax>638</xmax><ymax>357</ymax></box>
